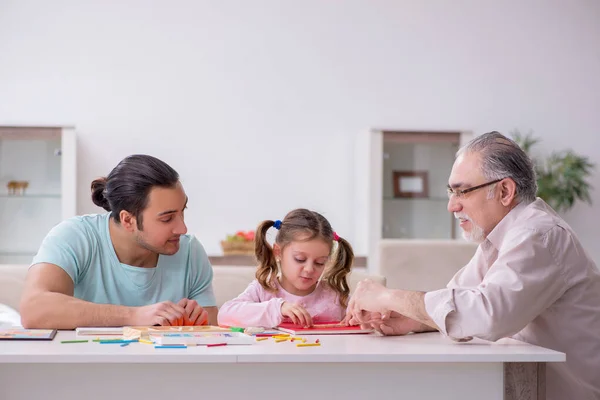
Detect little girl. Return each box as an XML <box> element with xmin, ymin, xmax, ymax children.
<box><xmin>217</xmin><ymin>208</ymin><xmax>354</xmax><ymax>328</ymax></box>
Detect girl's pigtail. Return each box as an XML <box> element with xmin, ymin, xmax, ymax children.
<box><xmin>323</xmin><ymin>235</ymin><xmax>354</xmax><ymax>308</ymax></box>
<box><xmin>255</xmin><ymin>220</ymin><xmax>278</xmax><ymax>292</ymax></box>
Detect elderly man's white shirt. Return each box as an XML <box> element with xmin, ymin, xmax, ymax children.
<box><xmin>425</xmin><ymin>198</ymin><xmax>600</xmax><ymax>400</ymax></box>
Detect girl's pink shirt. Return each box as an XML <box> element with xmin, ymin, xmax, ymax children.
<box><xmin>217</xmin><ymin>279</ymin><xmax>345</xmax><ymax>328</ymax></box>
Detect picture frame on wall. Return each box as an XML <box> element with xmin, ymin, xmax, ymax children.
<box><xmin>393</xmin><ymin>171</ymin><xmax>429</xmax><ymax>198</ymax></box>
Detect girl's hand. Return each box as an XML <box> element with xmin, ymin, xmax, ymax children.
<box><xmin>281</xmin><ymin>302</ymin><xmax>313</xmax><ymax>328</ymax></box>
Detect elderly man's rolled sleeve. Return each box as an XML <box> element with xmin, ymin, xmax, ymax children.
<box><xmin>424</xmin><ymin>289</ymin><xmax>454</xmax><ymax>336</ymax></box>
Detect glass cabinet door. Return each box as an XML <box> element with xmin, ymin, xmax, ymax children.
<box><xmin>381</xmin><ymin>131</ymin><xmax>460</xmax><ymax>239</ymax></box>
<box><xmin>0</xmin><ymin>126</ymin><xmax>75</xmax><ymax>264</ymax></box>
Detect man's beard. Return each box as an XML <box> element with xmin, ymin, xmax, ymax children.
<box><xmin>454</xmin><ymin>213</ymin><xmax>485</xmax><ymax>243</ymax></box>
<box><xmin>135</xmin><ymin>233</ymin><xmax>179</xmax><ymax>256</ymax></box>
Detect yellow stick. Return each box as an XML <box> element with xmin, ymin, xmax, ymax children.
<box><xmin>256</xmin><ymin>337</ymin><xmax>269</xmax><ymax>342</ymax></box>
<box><xmin>296</xmin><ymin>343</ymin><xmax>321</xmax><ymax>347</ymax></box>
<box><xmin>274</xmin><ymin>338</ymin><xmax>289</xmax><ymax>343</ymax></box>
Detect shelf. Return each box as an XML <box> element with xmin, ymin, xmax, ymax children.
<box><xmin>0</xmin><ymin>126</ymin><xmax>65</xmax><ymax>140</ymax></box>
<box><xmin>0</xmin><ymin>194</ymin><xmax>61</xmax><ymax>199</ymax></box>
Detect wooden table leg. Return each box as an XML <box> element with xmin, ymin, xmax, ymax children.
<box><xmin>504</xmin><ymin>362</ymin><xmax>546</xmax><ymax>400</ymax></box>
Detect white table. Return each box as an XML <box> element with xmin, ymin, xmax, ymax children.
<box><xmin>0</xmin><ymin>331</ymin><xmax>564</xmax><ymax>400</ymax></box>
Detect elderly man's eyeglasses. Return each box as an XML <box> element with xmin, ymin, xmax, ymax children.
<box><xmin>446</xmin><ymin>178</ymin><xmax>504</xmax><ymax>199</ymax></box>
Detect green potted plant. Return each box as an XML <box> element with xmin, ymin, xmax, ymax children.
<box><xmin>512</xmin><ymin>130</ymin><xmax>595</xmax><ymax>213</ymax></box>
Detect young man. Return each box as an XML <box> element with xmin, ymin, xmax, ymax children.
<box><xmin>348</xmin><ymin>132</ymin><xmax>600</xmax><ymax>399</ymax></box>
<box><xmin>20</xmin><ymin>154</ymin><xmax>217</xmax><ymax>329</ymax></box>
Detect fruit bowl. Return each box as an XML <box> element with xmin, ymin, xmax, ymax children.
<box><xmin>220</xmin><ymin>230</ymin><xmax>255</xmax><ymax>255</ymax></box>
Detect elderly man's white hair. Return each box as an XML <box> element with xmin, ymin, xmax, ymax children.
<box><xmin>457</xmin><ymin>131</ymin><xmax>538</xmax><ymax>204</ymax></box>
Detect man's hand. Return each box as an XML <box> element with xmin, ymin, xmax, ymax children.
<box><xmin>350</xmin><ymin>311</ymin><xmax>427</xmax><ymax>336</ymax></box>
<box><xmin>178</xmin><ymin>298</ymin><xmax>208</xmax><ymax>326</ymax></box>
<box><xmin>132</xmin><ymin>301</ymin><xmax>186</xmax><ymax>326</ymax></box>
<box><xmin>347</xmin><ymin>280</ymin><xmax>441</xmax><ymax>336</ymax></box>
<box><xmin>281</xmin><ymin>302</ymin><xmax>313</xmax><ymax>327</ymax></box>
<box><xmin>347</xmin><ymin>279</ymin><xmax>392</xmax><ymax>317</ymax></box>
<box><xmin>340</xmin><ymin>313</ymin><xmax>352</xmax><ymax>326</ymax></box>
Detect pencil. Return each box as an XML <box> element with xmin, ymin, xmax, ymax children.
<box><xmin>61</xmin><ymin>340</ymin><xmax>88</xmax><ymax>344</ymax></box>
<box><xmin>296</xmin><ymin>343</ymin><xmax>321</xmax><ymax>347</ymax></box>
<box><xmin>99</xmin><ymin>339</ymin><xmax>138</xmax><ymax>344</ymax></box>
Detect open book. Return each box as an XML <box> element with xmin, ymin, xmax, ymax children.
<box><xmin>0</xmin><ymin>329</ymin><xmax>57</xmax><ymax>340</ymax></box>
<box><xmin>277</xmin><ymin>322</ymin><xmax>372</xmax><ymax>335</ymax></box>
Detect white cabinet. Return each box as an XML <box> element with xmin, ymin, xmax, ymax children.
<box><xmin>382</xmin><ymin>134</ymin><xmax>460</xmax><ymax>240</ymax></box>
<box><xmin>353</xmin><ymin>129</ymin><xmax>474</xmax><ymax>272</ymax></box>
<box><xmin>0</xmin><ymin>126</ymin><xmax>76</xmax><ymax>264</ymax></box>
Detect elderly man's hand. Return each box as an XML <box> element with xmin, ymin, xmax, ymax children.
<box><xmin>350</xmin><ymin>311</ymin><xmax>425</xmax><ymax>336</ymax></box>
<box><xmin>347</xmin><ymin>279</ymin><xmax>392</xmax><ymax>318</ymax></box>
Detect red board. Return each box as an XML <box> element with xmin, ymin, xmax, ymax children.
<box><xmin>277</xmin><ymin>321</ymin><xmax>372</xmax><ymax>335</ymax></box>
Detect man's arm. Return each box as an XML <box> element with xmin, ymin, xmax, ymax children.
<box><xmin>383</xmin><ymin>290</ymin><xmax>440</xmax><ymax>331</ymax></box>
<box><xmin>351</xmin><ymin>310</ymin><xmax>436</xmax><ymax>336</ymax></box>
<box><xmin>20</xmin><ymin>263</ymin><xmax>186</xmax><ymax>329</ymax></box>
<box><xmin>349</xmin><ymin>279</ymin><xmax>440</xmax><ymax>331</ymax></box>
<box><xmin>20</xmin><ymin>263</ymin><xmax>135</xmax><ymax>329</ymax></box>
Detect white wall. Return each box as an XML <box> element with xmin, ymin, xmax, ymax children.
<box><xmin>0</xmin><ymin>1</ymin><xmax>599</xmax><ymax>262</ymax></box>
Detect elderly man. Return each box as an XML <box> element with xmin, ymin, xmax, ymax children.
<box><xmin>348</xmin><ymin>132</ymin><xmax>600</xmax><ymax>399</ymax></box>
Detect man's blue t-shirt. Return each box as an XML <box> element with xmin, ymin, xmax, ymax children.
<box><xmin>31</xmin><ymin>213</ymin><xmax>216</xmax><ymax>307</ymax></box>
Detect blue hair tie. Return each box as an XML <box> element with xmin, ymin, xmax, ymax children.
<box><xmin>273</xmin><ymin>220</ymin><xmax>282</xmax><ymax>230</ymax></box>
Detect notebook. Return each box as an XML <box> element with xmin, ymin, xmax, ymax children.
<box><xmin>276</xmin><ymin>322</ymin><xmax>373</xmax><ymax>335</ymax></box>
<box><xmin>0</xmin><ymin>328</ymin><xmax>57</xmax><ymax>340</ymax></box>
